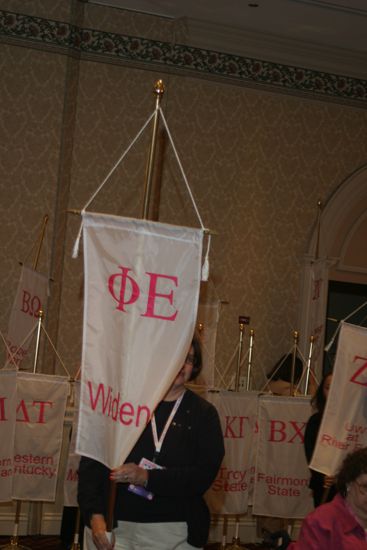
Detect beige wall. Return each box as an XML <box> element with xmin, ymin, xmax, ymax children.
<box><xmin>1</xmin><ymin>0</ymin><xmax>367</xmax><ymax>384</ymax></box>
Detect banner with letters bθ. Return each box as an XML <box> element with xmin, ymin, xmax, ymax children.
<box><xmin>12</xmin><ymin>372</ymin><xmax>69</xmax><ymax>501</ymax></box>
<box><xmin>0</xmin><ymin>369</ymin><xmax>17</xmax><ymax>503</ymax></box>
<box><xmin>253</xmin><ymin>395</ymin><xmax>313</xmax><ymax>519</ymax></box>
<box><xmin>6</xmin><ymin>265</ymin><xmax>48</xmax><ymax>368</ymax></box>
<box><xmin>310</xmin><ymin>322</ymin><xmax>367</xmax><ymax>477</ymax></box>
<box><xmin>76</xmin><ymin>213</ymin><xmax>203</xmax><ymax>469</ymax></box>
<box><xmin>205</xmin><ymin>391</ymin><xmax>258</xmax><ymax>514</ymax></box>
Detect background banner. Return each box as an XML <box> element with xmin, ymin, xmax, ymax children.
<box><xmin>206</xmin><ymin>391</ymin><xmax>258</xmax><ymax>514</ymax></box>
<box><xmin>12</xmin><ymin>372</ymin><xmax>69</xmax><ymax>501</ymax></box>
<box><xmin>253</xmin><ymin>395</ymin><xmax>313</xmax><ymax>518</ymax></box>
<box><xmin>310</xmin><ymin>322</ymin><xmax>367</xmax><ymax>476</ymax></box>
<box><xmin>76</xmin><ymin>213</ymin><xmax>203</xmax><ymax>469</ymax></box>
<box><xmin>0</xmin><ymin>369</ymin><xmax>17</xmax><ymax>503</ymax></box>
<box><xmin>63</xmin><ymin>381</ymin><xmax>80</xmax><ymax>507</ymax></box>
<box><xmin>5</xmin><ymin>265</ymin><xmax>48</xmax><ymax>368</ymax></box>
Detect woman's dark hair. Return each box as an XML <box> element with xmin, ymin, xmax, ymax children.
<box><xmin>267</xmin><ymin>354</ymin><xmax>303</xmax><ymax>384</ymax></box>
<box><xmin>311</xmin><ymin>372</ymin><xmax>332</xmax><ymax>413</ymax></box>
<box><xmin>337</xmin><ymin>447</ymin><xmax>367</xmax><ymax>497</ymax></box>
<box><xmin>189</xmin><ymin>332</ymin><xmax>202</xmax><ymax>381</ymax></box>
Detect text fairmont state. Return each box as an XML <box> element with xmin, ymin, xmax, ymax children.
<box><xmin>257</xmin><ymin>473</ymin><xmax>309</xmax><ymax>497</ymax></box>
<box><xmin>88</xmin><ymin>381</ymin><xmax>151</xmax><ymax>427</ymax></box>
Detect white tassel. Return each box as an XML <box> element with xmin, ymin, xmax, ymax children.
<box><xmin>201</xmin><ymin>233</ymin><xmax>211</xmax><ymax>281</ymax></box>
<box><xmin>72</xmin><ymin>221</ymin><xmax>83</xmax><ymax>259</ymax></box>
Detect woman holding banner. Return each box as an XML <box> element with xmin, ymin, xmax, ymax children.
<box><xmin>286</xmin><ymin>447</ymin><xmax>367</xmax><ymax>549</ymax></box>
<box><xmin>78</xmin><ymin>334</ymin><xmax>225</xmax><ymax>550</ymax></box>
<box><xmin>304</xmin><ymin>372</ymin><xmax>336</xmax><ymax>507</ymax></box>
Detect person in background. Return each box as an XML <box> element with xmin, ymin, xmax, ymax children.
<box><xmin>78</xmin><ymin>334</ymin><xmax>225</xmax><ymax>550</ymax></box>
<box><xmin>265</xmin><ymin>353</ymin><xmax>304</xmax><ymax>396</ymax></box>
<box><xmin>304</xmin><ymin>372</ymin><xmax>336</xmax><ymax>507</ymax></box>
<box><xmin>286</xmin><ymin>447</ymin><xmax>367</xmax><ymax>549</ymax></box>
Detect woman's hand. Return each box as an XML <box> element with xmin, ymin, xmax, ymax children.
<box><xmin>110</xmin><ymin>462</ymin><xmax>148</xmax><ymax>486</ymax></box>
<box><xmin>90</xmin><ymin>514</ymin><xmax>115</xmax><ymax>549</ymax></box>
<box><xmin>323</xmin><ymin>475</ymin><xmax>335</xmax><ymax>488</ymax></box>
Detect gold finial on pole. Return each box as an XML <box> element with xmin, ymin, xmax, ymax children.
<box><xmin>197</xmin><ymin>322</ymin><xmax>204</xmax><ymax>334</ymax></box>
<box><xmin>141</xmin><ymin>80</ymin><xmax>165</xmax><ymax>220</ymax></box>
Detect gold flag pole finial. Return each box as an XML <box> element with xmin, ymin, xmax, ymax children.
<box><xmin>141</xmin><ymin>80</ymin><xmax>165</xmax><ymax>220</ymax></box>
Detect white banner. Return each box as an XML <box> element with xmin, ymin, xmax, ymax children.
<box><xmin>64</xmin><ymin>382</ymin><xmax>81</xmax><ymax>507</ymax></box>
<box><xmin>76</xmin><ymin>213</ymin><xmax>203</xmax><ymax>469</ymax></box>
<box><xmin>196</xmin><ymin>302</ymin><xmax>221</xmax><ymax>387</ymax></box>
<box><xmin>0</xmin><ymin>369</ymin><xmax>17</xmax><ymax>503</ymax></box>
<box><xmin>206</xmin><ymin>391</ymin><xmax>258</xmax><ymax>514</ymax></box>
<box><xmin>12</xmin><ymin>372</ymin><xmax>69</xmax><ymax>501</ymax></box>
<box><xmin>6</xmin><ymin>265</ymin><xmax>48</xmax><ymax>368</ymax></box>
<box><xmin>253</xmin><ymin>395</ymin><xmax>313</xmax><ymax>518</ymax></box>
<box><xmin>310</xmin><ymin>322</ymin><xmax>367</xmax><ymax>476</ymax></box>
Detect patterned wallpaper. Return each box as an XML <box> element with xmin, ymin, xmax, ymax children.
<box><xmin>1</xmin><ymin>0</ymin><xmax>367</xmax><ymax>384</ymax></box>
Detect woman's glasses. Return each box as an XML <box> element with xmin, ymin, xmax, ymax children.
<box><xmin>354</xmin><ymin>480</ymin><xmax>367</xmax><ymax>495</ymax></box>
<box><xmin>185</xmin><ymin>354</ymin><xmax>194</xmax><ymax>366</ymax></box>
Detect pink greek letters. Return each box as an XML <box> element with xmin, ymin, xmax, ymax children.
<box><xmin>108</xmin><ymin>265</ymin><xmax>178</xmax><ymax>321</ymax></box>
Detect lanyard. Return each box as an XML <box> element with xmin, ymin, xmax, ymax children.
<box><xmin>151</xmin><ymin>391</ymin><xmax>185</xmax><ymax>458</ymax></box>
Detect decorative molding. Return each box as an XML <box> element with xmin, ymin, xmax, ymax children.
<box><xmin>1</xmin><ymin>10</ymin><xmax>367</xmax><ymax>105</ymax></box>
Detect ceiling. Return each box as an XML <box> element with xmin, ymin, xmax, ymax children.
<box><xmin>87</xmin><ymin>0</ymin><xmax>367</xmax><ymax>78</ymax></box>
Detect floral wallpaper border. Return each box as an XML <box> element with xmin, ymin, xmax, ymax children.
<box><xmin>1</xmin><ymin>9</ymin><xmax>367</xmax><ymax>105</ymax></box>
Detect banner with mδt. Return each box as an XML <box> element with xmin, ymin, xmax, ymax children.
<box><xmin>206</xmin><ymin>391</ymin><xmax>258</xmax><ymax>514</ymax></box>
<box><xmin>253</xmin><ymin>395</ymin><xmax>313</xmax><ymax>518</ymax></box>
<box><xmin>310</xmin><ymin>322</ymin><xmax>367</xmax><ymax>477</ymax></box>
<box><xmin>12</xmin><ymin>372</ymin><xmax>69</xmax><ymax>501</ymax></box>
<box><xmin>76</xmin><ymin>213</ymin><xmax>203</xmax><ymax>469</ymax></box>
<box><xmin>0</xmin><ymin>369</ymin><xmax>17</xmax><ymax>503</ymax></box>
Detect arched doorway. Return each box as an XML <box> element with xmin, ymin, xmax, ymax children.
<box><xmin>298</xmin><ymin>163</ymin><xmax>367</xmax><ymax>381</ymax></box>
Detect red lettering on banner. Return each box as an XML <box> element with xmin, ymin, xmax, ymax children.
<box><xmin>224</xmin><ymin>416</ymin><xmax>250</xmax><ymax>438</ymax></box>
<box><xmin>87</xmin><ymin>381</ymin><xmax>151</xmax><ymax>427</ymax></box>
<box><xmin>6</xmin><ymin>339</ymin><xmax>27</xmax><ymax>366</ymax></box>
<box><xmin>0</xmin><ymin>398</ymin><xmax>7</xmax><ymax>421</ymax></box>
<box><xmin>66</xmin><ymin>468</ymin><xmax>78</xmax><ymax>482</ymax></box>
<box><xmin>108</xmin><ymin>266</ymin><xmax>178</xmax><ymax>321</ymax></box>
<box><xmin>32</xmin><ymin>401</ymin><xmax>52</xmax><ymax>423</ymax></box>
<box><xmin>141</xmin><ymin>273</ymin><xmax>178</xmax><ymax>321</ymax></box>
<box><xmin>108</xmin><ymin>267</ymin><xmax>140</xmax><ymax>312</ymax></box>
<box><xmin>269</xmin><ymin>420</ymin><xmax>305</xmax><ymax>443</ymax></box>
<box><xmin>16</xmin><ymin>400</ymin><xmax>53</xmax><ymax>423</ymax></box>
<box><xmin>21</xmin><ymin>290</ymin><xmax>41</xmax><ymax>317</ymax></box>
<box><xmin>350</xmin><ymin>355</ymin><xmax>367</xmax><ymax>387</ymax></box>
<box><xmin>16</xmin><ymin>400</ymin><xmax>30</xmax><ymax>422</ymax></box>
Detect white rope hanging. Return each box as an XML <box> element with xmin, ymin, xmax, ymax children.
<box><xmin>72</xmin><ymin>110</ymin><xmax>156</xmax><ymax>258</ymax></box>
<box><xmin>158</xmin><ymin>107</ymin><xmax>210</xmax><ymax>281</ymax></box>
<box><xmin>72</xmin><ymin>106</ymin><xmax>211</xmax><ymax>281</ymax></box>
